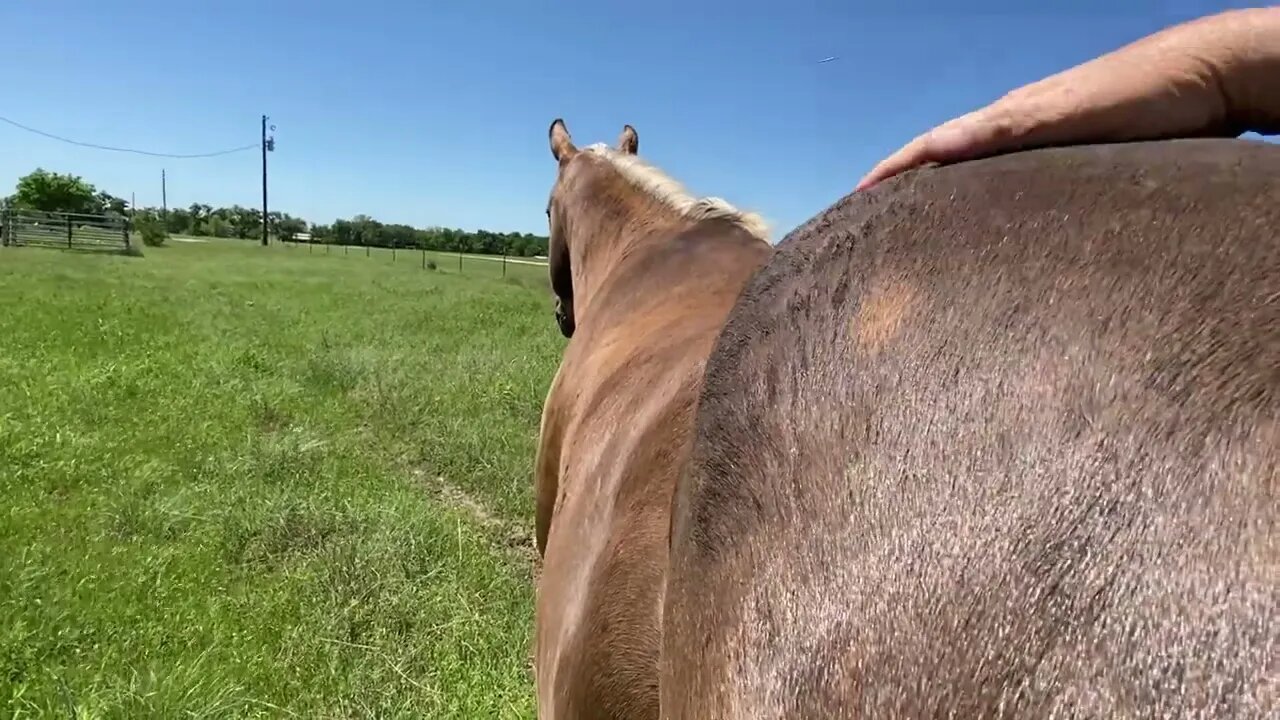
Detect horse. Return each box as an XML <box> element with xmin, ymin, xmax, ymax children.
<box><xmin>663</xmin><ymin>137</ymin><xmax>1279</xmax><ymax>718</ymax></box>
<box><xmin>533</xmin><ymin>119</ymin><xmax>774</xmax><ymax>718</ymax></box>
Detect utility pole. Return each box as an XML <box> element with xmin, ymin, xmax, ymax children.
<box><xmin>161</xmin><ymin>169</ymin><xmax>167</xmax><ymax>225</ymax></box>
<box><xmin>261</xmin><ymin>115</ymin><xmax>270</xmax><ymax>246</ymax></box>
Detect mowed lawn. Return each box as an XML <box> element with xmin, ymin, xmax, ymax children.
<box><xmin>0</xmin><ymin>240</ymin><xmax>562</xmax><ymax>717</ymax></box>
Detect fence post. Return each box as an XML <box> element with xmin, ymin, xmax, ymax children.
<box><xmin>66</xmin><ymin>215</ymin><xmax>74</xmax><ymax>249</ymax></box>
<box><xmin>421</xmin><ymin>248</ymin><xmax>426</xmax><ymax>269</ymax></box>
<box><xmin>502</xmin><ymin>253</ymin><xmax>507</xmax><ymax>278</ymax></box>
<box><xmin>458</xmin><ymin>251</ymin><xmax>462</xmax><ymax>273</ymax></box>
<box><xmin>326</xmin><ymin>242</ymin><xmax>330</xmax><ymax>255</ymax></box>
<box><xmin>392</xmin><ymin>241</ymin><xmax>397</xmax><ymax>263</ymax></box>
<box><xmin>123</xmin><ymin>218</ymin><xmax>131</xmax><ymax>251</ymax></box>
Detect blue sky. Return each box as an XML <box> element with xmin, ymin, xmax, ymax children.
<box><xmin>0</xmin><ymin>1</ymin><xmax>1264</xmax><ymax>237</ymax></box>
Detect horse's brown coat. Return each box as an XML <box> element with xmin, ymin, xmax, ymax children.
<box><xmin>534</xmin><ymin>120</ymin><xmax>772</xmax><ymax>718</ymax></box>
<box><xmin>663</xmin><ymin>138</ymin><xmax>1278</xmax><ymax>718</ymax></box>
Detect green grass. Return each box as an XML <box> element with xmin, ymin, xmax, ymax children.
<box><xmin>186</xmin><ymin>239</ymin><xmax>548</xmax><ymax>286</ymax></box>
<box><xmin>0</xmin><ymin>240</ymin><xmax>563</xmax><ymax>717</ymax></box>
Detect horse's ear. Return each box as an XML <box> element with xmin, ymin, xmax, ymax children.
<box><xmin>550</xmin><ymin>119</ymin><xmax>577</xmax><ymax>162</ymax></box>
<box><xmin>617</xmin><ymin>125</ymin><xmax>638</xmax><ymax>155</ymax></box>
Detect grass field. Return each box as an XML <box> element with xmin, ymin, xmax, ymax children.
<box><xmin>0</xmin><ymin>240</ymin><xmax>562</xmax><ymax>717</ymax></box>
<box><xmin>238</xmin><ymin>241</ymin><xmax>548</xmax><ymax>281</ymax></box>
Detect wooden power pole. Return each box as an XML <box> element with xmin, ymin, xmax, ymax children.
<box><xmin>261</xmin><ymin>115</ymin><xmax>270</xmax><ymax>246</ymax></box>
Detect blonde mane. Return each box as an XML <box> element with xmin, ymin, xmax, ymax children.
<box><xmin>583</xmin><ymin>143</ymin><xmax>772</xmax><ymax>243</ymax></box>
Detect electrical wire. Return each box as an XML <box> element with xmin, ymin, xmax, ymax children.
<box><xmin>0</xmin><ymin>114</ymin><xmax>260</xmax><ymax>158</ymax></box>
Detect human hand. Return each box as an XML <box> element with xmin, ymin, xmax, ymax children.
<box><xmin>856</xmin><ymin>8</ymin><xmax>1280</xmax><ymax>191</ymax></box>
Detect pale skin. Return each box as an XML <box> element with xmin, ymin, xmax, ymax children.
<box><xmin>857</xmin><ymin>6</ymin><xmax>1280</xmax><ymax>190</ymax></box>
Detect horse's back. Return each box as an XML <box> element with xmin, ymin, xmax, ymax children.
<box><xmin>663</xmin><ymin>138</ymin><xmax>1279</xmax><ymax>718</ymax></box>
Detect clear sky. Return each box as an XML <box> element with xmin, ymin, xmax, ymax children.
<box><xmin>0</xmin><ymin>1</ymin><xmax>1266</xmax><ymax>238</ymax></box>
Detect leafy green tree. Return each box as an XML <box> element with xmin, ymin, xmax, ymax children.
<box><xmin>11</xmin><ymin>169</ymin><xmax>101</xmax><ymax>214</ymax></box>
<box><xmin>227</xmin><ymin>205</ymin><xmax>261</xmax><ymax>239</ymax></box>
<box><xmin>97</xmin><ymin>192</ymin><xmax>128</xmax><ymax>217</ymax></box>
<box><xmin>165</xmin><ymin>208</ymin><xmax>192</xmax><ymax>235</ymax></box>
<box><xmin>187</xmin><ymin>203</ymin><xmax>212</xmax><ymax>235</ymax></box>
<box><xmin>207</xmin><ymin>215</ymin><xmax>232</xmax><ymax>238</ymax></box>
<box><xmin>275</xmin><ymin>214</ymin><xmax>307</xmax><ymax>241</ymax></box>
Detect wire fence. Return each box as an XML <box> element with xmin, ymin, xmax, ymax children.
<box><xmin>0</xmin><ymin>217</ymin><xmax>549</xmax><ymax>290</ymax></box>
<box><xmin>270</xmin><ymin>237</ymin><xmax>550</xmax><ymax>285</ymax></box>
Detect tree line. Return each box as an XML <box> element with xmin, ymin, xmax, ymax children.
<box><xmin>3</xmin><ymin>168</ymin><xmax>550</xmax><ymax>258</ymax></box>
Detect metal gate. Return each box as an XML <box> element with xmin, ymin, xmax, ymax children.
<box><xmin>1</xmin><ymin>209</ymin><xmax>131</xmax><ymax>252</ymax></box>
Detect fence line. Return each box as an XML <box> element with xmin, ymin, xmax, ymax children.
<box><xmin>1</xmin><ymin>208</ymin><xmax>132</xmax><ymax>253</ymax></box>
<box><xmin>279</xmin><ymin>237</ymin><xmax>548</xmax><ymax>280</ymax></box>
<box><xmin>0</xmin><ymin>218</ymin><xmax>546</xmax><ymax>283</ymax></box>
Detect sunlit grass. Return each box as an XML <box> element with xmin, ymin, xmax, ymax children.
<box><xmin>0</xmin><ymin>240</ymin><xmax>562</xmax><ymax>717</ymax></box>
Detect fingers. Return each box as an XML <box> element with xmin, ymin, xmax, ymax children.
<box><xmin>855</xmin><ymin>108</ymin><xmax>1015</xmax><ymax>191</ymax></box>
<box><xmin>854</xmin><ymin>136</ymin><xmax>930</xmax><ymax>191</ymax></box>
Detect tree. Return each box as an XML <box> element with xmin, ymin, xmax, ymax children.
<box><xmin>7</xmin><ymin>167</ymin><xmax>553</xmax><ymax>256</ymax></box>
<box><xmin>275</xmin><ymin>214</ymin><xmax>307</xmax><ymax>241</ymax></box>
<box><xmin>11</xmin><ymin>169</ymin><xmax>101</xmax><ymax>214</ymax></box>
<box><xmin>206</xmin><ymin>214</ymin><xmax>232</xmax><ymax>238</ymax></box>
<box><xmin>187</xmin><ymin>203</ymin><xmax>212</xmax><ymax>235</ymax></box>
<box><xmin>225</xmin><ymin>205</ymin><xmax>260</xmax><ymax>239</ymax></box>
<box><xmin>96</xmin><ymin>191</ymin><xmax>128</xmax><ymax>217</ymax></box>
<box><xmin>165</xmin><ymin>207</ymin><xmax>192</xmax><ymax>234</ymax></box>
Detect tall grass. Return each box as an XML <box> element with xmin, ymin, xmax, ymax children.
<box><xmin>0</xmin><ymin>241</ymin><xmax>562</xmax><ymax>717</ymax></box>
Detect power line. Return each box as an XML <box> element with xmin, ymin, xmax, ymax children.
<box><xmin>0</xmin><ymin>114</ymin><xmax>260</xmax><ymax>159</ymax></box>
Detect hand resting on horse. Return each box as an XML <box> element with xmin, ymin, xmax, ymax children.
<box><xmin>856</xmin><ymin>6</ymin><xmax>1280</xmax><ymax>190</ymax></box>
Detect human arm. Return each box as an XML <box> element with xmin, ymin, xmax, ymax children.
<box><xmin>856</xmin><ymin>7</ymin><xmax>1280</xmax><ymax>191</ymax></box>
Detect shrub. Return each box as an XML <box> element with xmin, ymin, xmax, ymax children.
<box><xmin>425</xmin><ymin>259</ymin><xmax>437</xmax><ymax>271</ymax></box>
<box><xmin>135</xmin><ymin>216</ymin><xmax>168</xmax><ymax>247</ymax></box>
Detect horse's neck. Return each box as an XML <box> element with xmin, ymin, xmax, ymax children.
<box><xmin>569</xmin><ymin>211</ymin><xmax>689</xmax><ymax>315</ymax></box>
<box><xmin>573</xmin><ymin>215</ymin><xmax>766</xmax><ymax>334</ymax></box>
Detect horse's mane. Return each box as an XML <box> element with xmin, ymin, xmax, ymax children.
<box><xmin>583</xmin><ymin>143</ymin><xmax>772</xmax><ymax>243</ymax></box>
